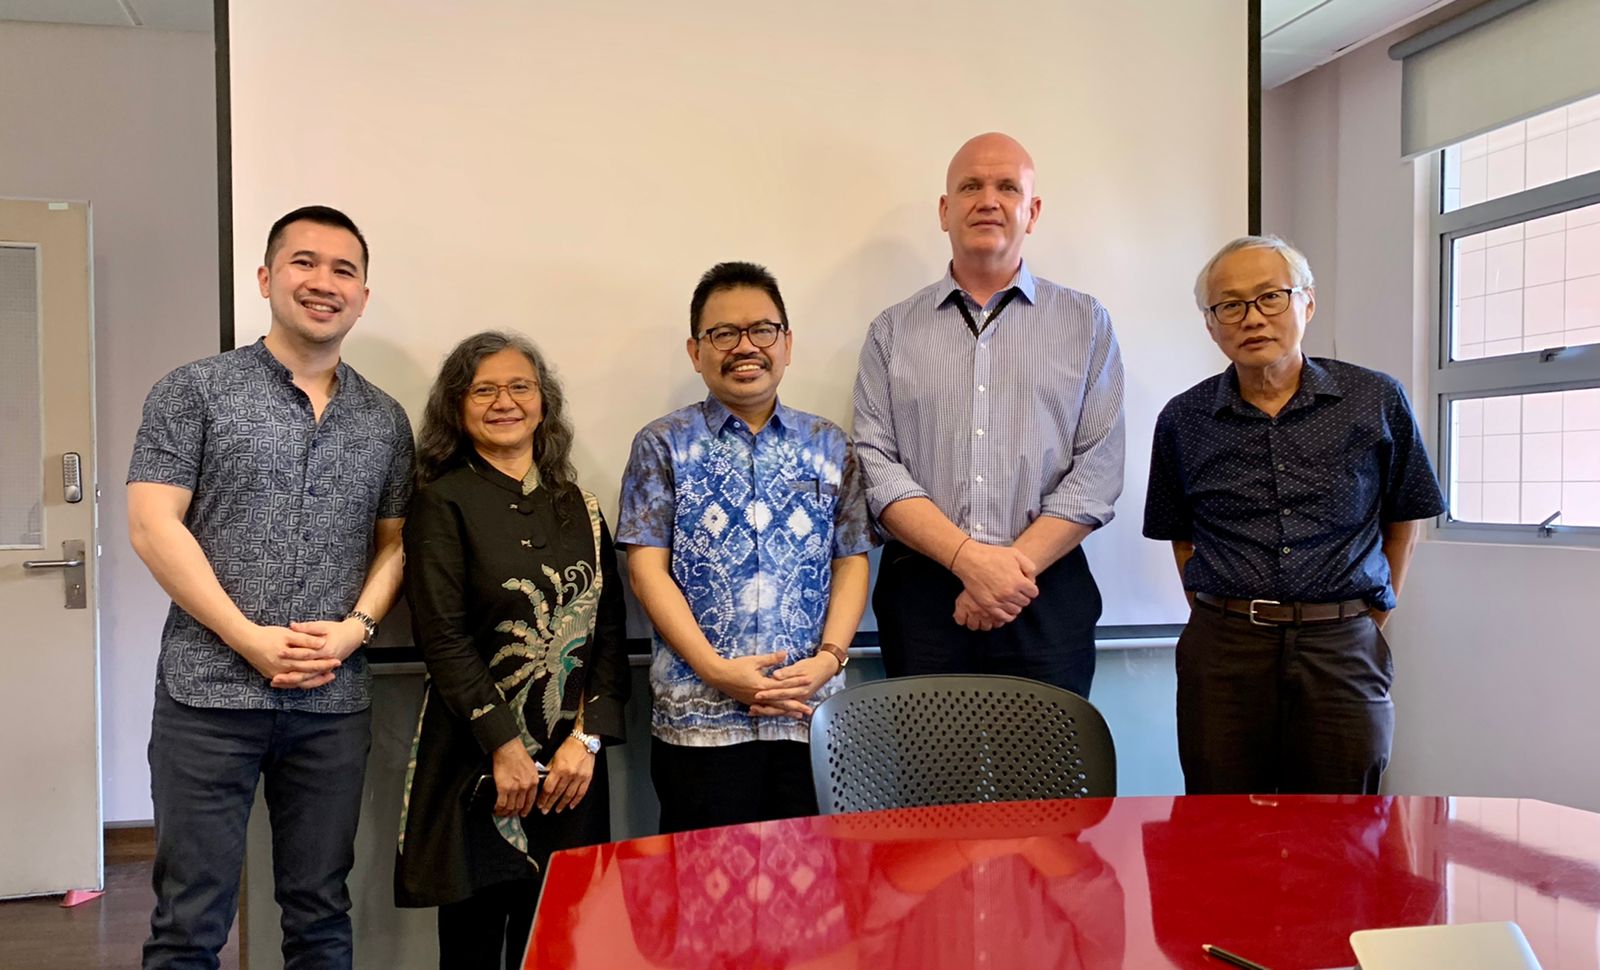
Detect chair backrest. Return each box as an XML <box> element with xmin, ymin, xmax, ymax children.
<box><xmin>808</xmin><ymin>673</ymin><xmax>1116</xmax><ymax>814</ymax></box>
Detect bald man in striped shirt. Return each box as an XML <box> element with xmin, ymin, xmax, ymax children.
<box><xmin>852</xmin><ymin>132</ymin><xmax>1125</xmax><ymax>697</ymax></box>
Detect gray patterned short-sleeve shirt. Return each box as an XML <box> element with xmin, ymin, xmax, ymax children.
<box><xmin>127</xmin><ymin>339</ymin><xmax>415</xmax><ymax>713</ymax></box>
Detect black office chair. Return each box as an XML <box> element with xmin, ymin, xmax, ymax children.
<box><xmin>808</xmin><ymin>674</ymin><xmax>1116</xmax><ymax>814</ymax></box>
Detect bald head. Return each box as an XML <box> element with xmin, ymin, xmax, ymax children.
<box><xmin>945</xmin><ymin>132</ymin><xmax>1036</xmax><ymax>193</ymax></box>
<box><xmin>940</xmin><ymin>132</ymin><xmax>1042</xmax><ymax>277</ymax></box>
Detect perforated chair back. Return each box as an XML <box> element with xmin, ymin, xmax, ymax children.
<box><xmin>808</xmin><ymin>674</ymin><xmax>1116</xmax><ymax>814</ymax></box>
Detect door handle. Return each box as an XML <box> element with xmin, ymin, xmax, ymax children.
<box><xmin>22</xmin><ymin>540</ymin><xmax>87</xmax><ymax>609</ymax></box>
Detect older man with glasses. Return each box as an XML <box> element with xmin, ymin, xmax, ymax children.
<box><xmin>618</xmin><ymin>261</ymin><xmax>876</xmax><ymax>833</ymax></box>
<box><xmin>1144</xmin><ymin>234</ymin><xmax>1446</xmax><ymax>796</ymax></box>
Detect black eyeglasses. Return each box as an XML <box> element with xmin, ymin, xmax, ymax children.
<box><xmin>696</xmin><ymin>320</ymin><xmax>788</xmax><ymax>352</ymax></box>
<box><xmin>1206</xmin><ymin>287</ymin><xmax>1305</xmax><ymax>326</ymax></box>
<box><xmin>466</xmin><ymin>380</ymin><xmax>539</xmax><ymax>405</ymax></box>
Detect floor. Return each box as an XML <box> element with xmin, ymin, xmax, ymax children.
<box><xmin>0</xmin><ymin>828</ymin><xmax>241</xmax><ymax>970</ymax></box>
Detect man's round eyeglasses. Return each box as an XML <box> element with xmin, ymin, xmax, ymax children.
<box><xmin>1207</xmin><ymin>287</ymin><xmax>1305</xmax><ymax>326</ymax></box>
<box><xmin>467</xmin><ymin>380</ymin><xmax>539</xmax><ymax>405</ymax></box>
<box><xmin>696</xmin><ymin>321</ymin><xmax>789</xmax><ymax>352</ymax></box>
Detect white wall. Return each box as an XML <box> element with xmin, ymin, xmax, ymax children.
<box><xmin>1261</xmin><ymin>18</ymin><xmax>1600</xmax><ymax>810</ymax></box>
<box><xmin>0</xmin><ymin>21</ymin><xmax>217</xmax><ymax>823</ymax></box>
<box><xmin>226</xmin><ymin>0</ymin><xmax>1249</xmax><ymax>630</ymax></box>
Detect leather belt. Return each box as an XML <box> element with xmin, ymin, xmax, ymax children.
<box><xmin>1195</xmin><ymin>592</ymin><xmax>1370</xmax><ymax>627</ymax></box>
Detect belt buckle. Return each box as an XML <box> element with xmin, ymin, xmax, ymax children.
<box><xmin>1247</xmin><ymin>598</ymin><xmax>1281</xmax><ymax>627</ymax></box>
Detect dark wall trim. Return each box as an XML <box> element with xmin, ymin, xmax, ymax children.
<box><xmin>214</xmin><ymin>0</ymin><xmax>233</xmax><ymax>352</ymax></box>
<box><xmin>1249</xmin><ymin>0</ymin><xmax>1261</xmax><ymax>234</ymax></box>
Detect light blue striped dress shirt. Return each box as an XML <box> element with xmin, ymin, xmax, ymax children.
<box><xmin>852</xmin><ymin>261</ymin><xmax>1125</xmax><ymax>545</ymax></box>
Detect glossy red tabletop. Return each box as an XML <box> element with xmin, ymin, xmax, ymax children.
<box><xmin>524</xmin><ymin>795</ymin><xmax>1600</xmax><ymax>969</ymax></box>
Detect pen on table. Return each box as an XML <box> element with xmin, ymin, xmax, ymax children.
<box><xmin>1202</xmin><ymin>943</ymin><xmax>1273</xmax><ymax>970</ymax></box>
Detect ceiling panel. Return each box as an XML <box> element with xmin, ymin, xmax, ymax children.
<box><xmin>0</xmin><ymin>0</ymin><xmax>209</xmax><ymax>31</ymax></box>
<box><xmin>126</xmin><ymin>0</ymin><xmax>210</xmax><ymax>32</ymax></box>
<box><xmin>0</xmin><ymin>0</ymin><xmax>131</xmax><ymax>27</ymax></box>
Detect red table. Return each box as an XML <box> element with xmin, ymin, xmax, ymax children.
<box><xmin>524</xmin><ymin>795</ymin><xmax>1600</xmax><ymax>969</ymax></box>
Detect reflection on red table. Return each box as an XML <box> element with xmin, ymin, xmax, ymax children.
<box><xmin>524</xmin><ymin>795</ymin><xmax>1600</xmax><ymax>969</ymax></box>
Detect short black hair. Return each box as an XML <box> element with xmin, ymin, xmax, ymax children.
<box><xmin>263</xmin><ymin>205</ymin><xmax>370</xmax><ymax>277</ymax></box>
<box><xmin>688</xmin><ymin>261</ymin><xmax>789</xmax><ymax>337</ymax></box>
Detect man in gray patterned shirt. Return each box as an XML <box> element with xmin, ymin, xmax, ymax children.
<box><xmin>127</xmin><ymin>206</ymin><xmax>414</xmax><ymax>969</ymax></box>
<box><xmin>854</xmin><ymin>132</ymin><xmax>1125</xmax><ymax>697</ymax></box>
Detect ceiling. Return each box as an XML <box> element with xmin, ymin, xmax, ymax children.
<box><xmin>1262</xmin><ymin>0</ymin><xmax>1459</xmax><ymax>87</ymax></box>
<box><xmin>0</xmin><ymin>0</ymin><xmax>209</xmax><ymax>32</ymax></box>
<box><xmin>3</xmin><ymin>1</ymin><xmax>1461</xmax><ymax>86</ymax></box>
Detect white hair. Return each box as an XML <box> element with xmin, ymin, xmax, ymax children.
<box><xmin>1193</xmin><ymin>234</ymin><xmax>1315</xmax><ymax>312</ymax></box>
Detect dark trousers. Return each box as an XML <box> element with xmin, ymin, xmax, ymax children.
<box><xmin>651</xmin><ymin>738</ymin><xmax>818</xmax><ymax>834</ymax></box>
<box><xmin>873</xmin><ymin>541</ymin><xmax>1101</xmax><ymax>697</ymax></box>
<box><xmin>437</xmin><ymin>879</ymin><xmax>538</xmax><ymax>970</ymax></box>
<box><xmin>1176</xmin><ymin>601</ymin><xmax>1395</xmax><ymax>795</ymax></box>
<box><xmin>144</xmin><ymin>686</ymin><xmax>371</xmax><ymax>970</ymax></box>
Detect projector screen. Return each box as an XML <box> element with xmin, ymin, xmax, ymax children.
<box><xmin>226</xmin><ymin>0</ymin><xmax>1249</xmax><ymax>631</ymax></box>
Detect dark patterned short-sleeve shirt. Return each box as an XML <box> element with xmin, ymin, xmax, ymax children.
<box><xmin>127</xmin><ymin>339</ymin><xmax>415</xmax><ymax>713</ymax></box>
<box><xmin>617</xmin><ymin>396</ymin><xmax>879</xmax><ymax>746</ymax></box>
<box><xmin>1143</xmin><ymin>356</ymin><xmax>1446</xmax><ymax>609</ymax></box>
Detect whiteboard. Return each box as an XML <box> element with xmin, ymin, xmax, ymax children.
<box><xmin>228</xmin><ymin>0</ymin><xmax>1248</xmax><ymax>627</ymax></box>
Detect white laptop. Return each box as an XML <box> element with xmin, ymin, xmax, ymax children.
<box><xmin>1349</xmin><ymin>921</ymin><xmax>1543</xmax><ymax>969</ymax></box>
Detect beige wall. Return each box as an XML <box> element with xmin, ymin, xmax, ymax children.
<box><xmin>1261</xmin><ymin>19</ymin><xmax>1600</xmax><ymax>810</ymax></box>
<box><xmin>0</xmin><ymin>21</ymin><xmax>217</xmax><ymax>823</ymax></box>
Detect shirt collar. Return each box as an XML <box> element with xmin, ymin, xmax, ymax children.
<box><xmin>248</xmin><ymin>336</ymin><xmax>355</xmax><ymax>397</ymax></box>
<box><xmin>699</xmin><ymin>393</ymin><xmax>790</xmax><ymax>435</ymax></box>
<box><xmin>937</xmin><ymin>260</ymin><xmax>1038</xmax><ymax>309</ymax></box>
<box><xmin>1212</xmin><ymin>355</ymin><xmax>1343</xmax><ymax>417</ymax></box>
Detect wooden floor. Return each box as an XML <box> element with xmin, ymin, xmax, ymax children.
<box><xmin>0</xmin><ymin>828</ymin><xmax>240</xmax><ymax>970</ymax></box>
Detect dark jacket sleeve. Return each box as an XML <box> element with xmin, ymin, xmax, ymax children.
<box><xmin>404</xmin><ymin>486</ymin><xmax>521</xmax><ymax>754</ymax></box>
<box><xmin>581</xmin><ymin>512</ymin><xmax>631</xmax><ymax>744</ymax></box>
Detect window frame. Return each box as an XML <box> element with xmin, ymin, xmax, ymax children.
<box><xmin>1430</xmin><ymin>161</ymin><xmax>1600</xmax><ymax>544</ymax></box>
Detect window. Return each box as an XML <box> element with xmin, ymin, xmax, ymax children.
<box><xmin>1433</xmin><ymin>96</ymin><xmax>1600</xmax><ymax>540</ymax></box>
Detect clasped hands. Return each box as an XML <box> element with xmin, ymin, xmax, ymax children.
<box><xmin>951</xmin><ymin>540</ymin><xmax>1038</xmax><ymax>632</ymax></box>
<box><xmin>232</xmin><ymin>617</ymin><xmax>369</xmax><ymax>690</ymax></box>
<box><xmin>489</xmin><ymin>733</ymin><xmax>596</xmax><ymax>818</ymax></box>
<box><xmin>709</xmin><ymin>649</ymin><xmax>842</xmax><ymax>720</ymax></box>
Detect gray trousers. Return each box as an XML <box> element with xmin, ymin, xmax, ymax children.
<box><xmin>1175</xmin><ymin>600</ymin><xmax>1395</xmax><ymax>795</ymax></box>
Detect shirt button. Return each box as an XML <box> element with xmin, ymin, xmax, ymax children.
<box><xmin>978</xmin><ymin>384</ymin><xmax>986</xmax><ymax>393</ymax></box>
<box><xmin>1282</xmin><ymin>546</ymin><xmax>1292</xmax><ymax>554</ymax></box>
<box><xmin>1277</xmin><ymin>463</ymin><xmax>1286</xmax><ymax>471</ymax></box>
<box><xmin>975</xmin><ymin>475</ymin><xmax>984</xmax><ymax>483</ymax></box>
<box><xmin>975</xmin><ymin>428</ymin><xmax>985</xmax><ymax>437</ymax></box>
<box><xmin>1281</xmin><ymin>507</ymin><xmax>1291</xmax><ymax>516</ymax></box>
<box><xmin>974</xmin><ymin>523</ymin><xmax>984</xmax><ymax>532</ymax></box>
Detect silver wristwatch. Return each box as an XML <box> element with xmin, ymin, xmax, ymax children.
<box><xmin>345</xmin><ymin>610</ymin><xmax>377</xmax><ymax>645</ymax></box>
<box><xmin>570</xmin><ymin>729</ymin><xmax>601</xmax><ymax>755</ymax></box>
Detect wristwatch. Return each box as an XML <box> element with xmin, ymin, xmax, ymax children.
<box><xmin>570</xmin><ymin>729</ymin><xmax>601</xmax><ymax>755</ymax></box>
<box><xmin>345</xmin><ymin>610</ymin><xmax>377</xmax><ymax>645</ymax></box>
<box><xmin>819</xmin><ymin>641</ymin><xmax>849</xmax><ymax>670</ymax></box>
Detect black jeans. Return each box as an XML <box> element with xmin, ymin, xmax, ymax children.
<box><xmin>873</xmin><ymin>541</ymin><xmax>1101</xmax><ymax>697</ymax></box>
<box><xmin>1175</xmin><ymin>601</ymin><xmax>1395</xmax><ymax>795</ymax></box>
<box><xmin>437</xmin><ymin>879</ymin><xmax>539</xmax><ymax>970</ymax></box>
<box><xmin>143</xmin><ymin>686</ymin><xmax>371</xmax><ymax>970</ymax></box>
<box><xmin>650</xmin><ymin>738</ymin><xmax>818</xmax><ymax>834</ymax></box>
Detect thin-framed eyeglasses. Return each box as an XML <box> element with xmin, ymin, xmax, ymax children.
<box><xmin>1206</xmin><ymin>287</ymin><xmax>1306</xmax><ymax>326</ymax></box>
<box><xmin>467</xmin><ymin>380</ymin><xmax>540</xmax><ymax>405</ymax></box>
<box><xmin>696</xmin><ymin>320</ymin><xmax>789</xmax><ymax>352</ymax></box>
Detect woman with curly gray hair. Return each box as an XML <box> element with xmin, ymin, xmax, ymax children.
<box><xmin>394</xmin><ymin>332</ymin><xmax>628</xmax><ymax>968</ymax></box>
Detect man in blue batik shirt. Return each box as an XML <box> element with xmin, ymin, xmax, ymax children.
<box><xmin>1144</xmin><ymin>235</ymin><xmax>1446</xmax><ymax>797</ymax></box>
<box><xmin>618</xmin><ymin>261</ymin><xmax>877</xmax><ymax>834</ymax></box>
<box><xmin>127</xmin><ymin>207</ymin><xmax>413</xmax><ymax>968</ymax></box>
